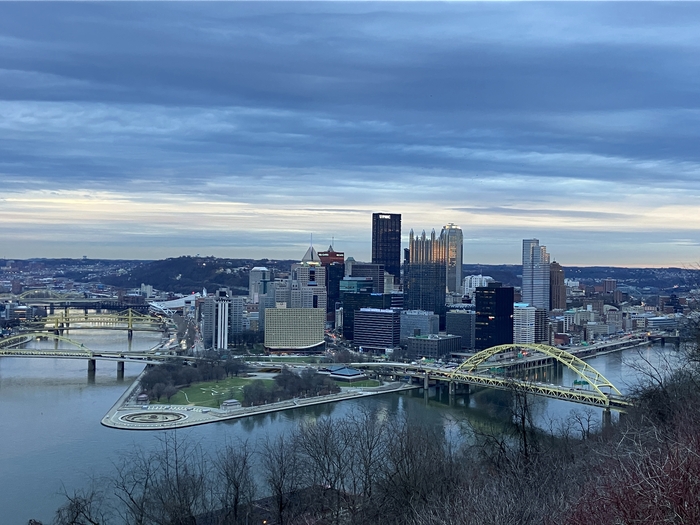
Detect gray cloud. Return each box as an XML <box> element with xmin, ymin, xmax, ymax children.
<box><xmin>0</xmin><ymin>2</ymin><xmax>699</xmax><ymax>264</ymax></box>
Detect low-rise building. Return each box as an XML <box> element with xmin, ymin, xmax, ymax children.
<box><xmin>407</xmin><ymin>334</ymin><xmax>461</xmax><ymax>360</ymax></box>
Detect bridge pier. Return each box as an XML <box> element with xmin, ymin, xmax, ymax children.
<box><xmin>128</xmin><ymin>329</ymin><xmax>133</xmax><ymax>340</ymax></box>
<box><xmin>117</xmin><ymin>361</ymin><xmax>124</xmax><ymax>381</ymax></box>
<box><xmin>618</xmin><ymin>411</ymin><xmax>628</xmax><ymax>427</ymax></box>
<box><xmin>602</xmin><ymin>408</ymin><xmax>612</xmax><ymax>433</ymax></box>
<box><xmin>88</xmin><ymin>359</ymin><xmax>96</xmax><ymax>383</ymax></box>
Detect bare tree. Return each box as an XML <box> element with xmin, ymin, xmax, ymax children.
<box><xmin>53</xmin><ymin>483</ymin><xmax>111</xmax><ymax>525</ymax></box>
<box><xmin>259</xmin><ymin>433</ymin><xmax>304</xmax><ymax>525</ymax></box>
<box><xmin>214</xmin><ymin>439</ymin><xmax>257</xmax><ymax>525</ymax></box>
<box><xmin>112</xmin><ymin>447</ymin><xmax>156</xmax><ymax>525</ymax></box>
<box><xmin>139</xmin><ymin>433</ymin><xmax>213</xmax><ymax>525</ymax></box>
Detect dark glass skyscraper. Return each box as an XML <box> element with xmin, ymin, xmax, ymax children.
<box><xmin>474</xmin><ymin>282</ymin><xmax>514</xmax><ymax>350</ymax></box>
<box><xmin>371</xmin><ymin>212</ymin><xmax>401</xmax><ymax>285</ymax></box>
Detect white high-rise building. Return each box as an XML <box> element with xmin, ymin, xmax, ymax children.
<box><xmin>249</xmin><ymin>267</ymin><xmax>271</xmax><ymax>303</ymax></box>
<box><xmin>201</xmin><ymin>288</ymin><xmax>232</xmax><ymax>350</ymax></box>
<box><xmin>522</xmin><ymin>239</ymin><xmax>551</xmax><ymax>310</ymax></box>
<box><xmin>513</xmin><ymin>302</ymin><xmax>536</xmax><ymax>344</ymax></box>
<box><xmin>440</xmin><ymin>223</ymin><xmax>463</xmax><ymax>294</ymax></box>
<box><xmin>289</xmin><ymin>246</ymin><xmax>327</xmax><ymax>311</ymax></box>
<box><xmin>463</xmin><ymin>274</ymin><xmax>494</xmax><ymax>298</ymax></box>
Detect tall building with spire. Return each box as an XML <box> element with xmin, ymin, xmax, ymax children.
<box><xmin>403</xmin><ymin>229</ymin><xmax>447</xmax><ymax>329</ymax></box>
<box><xmin>371</xmin><ymin>212</ymin><xmax>401</xmax><ymax>285</ymax></box>
<box><xmin>318</xmin><ymin>244</ymin><xmax>345</xmax><ymax>324</ymax></box>
<box><xmin>440</xmin><ymin>223</ymin><xmax>463</xmax><ymax>294</ymax></box>
<box><xmin>522</xmin><ymin>239</ymin><xmax>551</xmax><ymax>310</ymax></box>
<box><xmin>290</xmin><ymin>245</ymin><xmax>327</xmax><ymax>311</ymax></box>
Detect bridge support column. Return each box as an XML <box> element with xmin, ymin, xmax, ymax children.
<box><xmin>602</xmin><ymin>408</ymin><xmax>612</xmax><ymax>433</ymax></box>
<box><xmin>88</xmin><ymin>359</ymin><xmax>96</xmax><ymax>383</ymax></box>
<box><xmin>117</xmin><ymin>361</ymin><xmax>125</xmax><ymax>381</ymax></box>
<box><xmin>423</xmin><ymin>373</ymin><xmax>429</xmax><ymax>390</ymax></box>
<box><xmin>618</xmin><ymin>411</ymin><xmax>628</xmax><ymax>427</ymax></box>
<box><xmin>128</xmin><ymin>329</ymin><xmax>133</xmax><ymax>340</ymax></box>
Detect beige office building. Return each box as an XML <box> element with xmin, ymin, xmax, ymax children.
<box><xmin>264</xmin><ymin>308</ymin><xmax>325</xmax><ymax>353</ymax></box>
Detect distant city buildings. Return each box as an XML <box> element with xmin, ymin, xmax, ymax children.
<box><xmin>353</xmin><ymin>308</ymin><xmax>401</xmax><ymax>353</ymax></box>
<box><xmin>264</xmin><ymin>308</ymin><xmax>325</xmax><ymax>353</ymax></box>
<box><xmin>440</xmin><ymin>223</ymin><xmax>463</xmax><ymax>294</ymax></box>
<box><xmin>549</xmin><ymin>261</ymin><xmax>566</xmax><ymax>310</ymax></box>
<box><xmin>407</xmin><ymin>334</ymin><xmax>461</xmax><ymax>360</ymax></box>
<box><xmin>248</xmin><ymin>267</ymin><xmax>271</xmax><ymax>303</ymax></box>
<box><xmin>201</xmin><ymin>288</ymin><xmax>231</xmax><ymax>350</ymax></box>
<box><xmin>400</xmin><ymin>309</ymin><xmax>440</xmax><ymax>344</ymax></box>
<box><xmin>403</xmin><ymin>229</ymin><xmax>447</xmax><ymax>329</ymax></box>
<box><xmin>371</xmin><ymin>212</ymin><xmax>401</xmax><ymax>285</ymax></box>
<box><xmin>513</xmin><ymin>302</ymin><xmax>535</xmax><ymax>344</ymax></box>
<box><xmin>463</xmin><ymin>274</ymin><xmax>494</xmax><ymax>298</ymax></box>
<box><xmin>522</xmin><ymin>239</ymin><xmax>551</xmax><ymax>310</ymax></box>
<box><xmin>475</xmin><ymin>282</ymin><xmax>514</xmax><ymax>350</ymax></box>
<box><xmin>445</xmin><ymin>309</ymin><xmax>475</xmax><ymax>350</ymax></box>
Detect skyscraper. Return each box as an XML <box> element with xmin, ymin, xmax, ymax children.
<box><xmin>403</xmin><ymin>229</ymin><xmax>447</xmax><ymax>329</ymax></box>
<box><xmin>201</xmin><ymin>288</ymin><xmax>232</xmax><ymax>350</ymax></box>
<box><xmin>522</xmin><ymin>239</ymin><xmax>551</xmax><ymax>310</ymax></box>
<box><xmin>549</xmin><ymin>261</ymin><xmax>566</xmax><ymax>310</ymax></box>
<box><xmin>371</xmin><ymin>212</ymin><xmax>401</xmax><ymax>285</ymax></box>
<box><xmin>474</xmin><ymin>282</ymin><xmax>514</xmax><ymax>350</ymax></box>
<box><xmin>318</xmin><ymin>245</ymin><xmax>345</xmax><ymax>324</ymax></box>
<box><xmin>248</xmin><ymin>267</ymin><xmax>271</xmax><ymax>303</ymax></box>
<box><xmin>513</xmin><ymin>302</ymin><xmax>536</xmax><ymax>344</ymax></box>
<box><xmin>440</xmin><ymin>223</ymin><xmax>463</xmax><ymax>294</ymax></box>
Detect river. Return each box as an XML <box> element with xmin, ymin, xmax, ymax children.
<box><xmin>0</xmin><ymin>329</ymin><xmax>679</xmax><ymax>524</ymax></box>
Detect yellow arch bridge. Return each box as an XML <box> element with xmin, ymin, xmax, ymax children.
<box><xmin>368</xmin><ymin>344</ymin><xmax>632</xmax><ymax>411</ymax></box>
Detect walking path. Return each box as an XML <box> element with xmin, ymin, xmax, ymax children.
<box><xmin>101</xmin><ymin>379</ymin><xmax>418</xmax><ymax>431</ymax></box>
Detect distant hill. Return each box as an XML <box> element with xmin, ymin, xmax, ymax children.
<box><xmin>462</xmin><ymin>264</ymin><xmax>700</xmax><ymax>292</ymax></box>
<box><xmin>100</xmin><ymin>256</ymin><xmax>296</xmax><ymax>295</ymax></box>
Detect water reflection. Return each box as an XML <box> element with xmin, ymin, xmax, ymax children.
<box><xmin>0</xmin><ymin>333</ymin><xmax>679</xmax><ymax>524</ymax></box>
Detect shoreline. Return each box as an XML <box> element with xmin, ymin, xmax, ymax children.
<box><xmin>101</xmin><ymin>378</ymin><xmax>419</xmax><ymax>431</ymax></box>
<box><xmin>101</xmin><ymin>337</ymin><xmax>669</xmax><ymax>431</ymax></box>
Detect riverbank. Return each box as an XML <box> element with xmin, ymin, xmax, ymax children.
<box><xmin>101</xmin><ymin>378</ymin><xmax>418</xmax><ymax>430</ymax></box>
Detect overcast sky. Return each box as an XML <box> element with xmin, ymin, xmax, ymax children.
<box><xmin>1</xmin><ymin>2</ymin><xmax>699</xmax><ymax>266</ymax></box>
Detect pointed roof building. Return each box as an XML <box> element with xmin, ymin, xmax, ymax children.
<box><xmin>301</xmin><ymin>245</ymin><xmax>321</xmax><ymax>264</ymax></box>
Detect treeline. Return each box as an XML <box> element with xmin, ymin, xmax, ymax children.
<box><xmin>242</xmin><ymin>367</ymin><xmax>340</xmax><ymax>406</ymax></box>
<box><xmin>140</xmin><ymin>359</ymin><xmax>248</xmax><ymax>401</ymax></box>
<box><xmin>99</xmin><ymin>256</ymin><xmax>296</xmax><ymax>295</ymax></box>
<box><xmin>44</xmin><ymin>345</ymin><xmax>700</xmax><ymax>524</ymax></box>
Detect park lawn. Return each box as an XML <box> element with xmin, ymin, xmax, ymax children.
<box><xmin>152</xmin><ymin>376</ymin><xmax>275</xmax><ymax>408</ymax></box>
<box><xmin>333</xmin><ymin>379</ymin><xmax>381</xmax><ymax>388</ymax></box>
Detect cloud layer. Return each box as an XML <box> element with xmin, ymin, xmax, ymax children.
<box><xmin>1</xmin><ymin>3</ymin><xmax>699</xmax><ymax>266</ymax></box>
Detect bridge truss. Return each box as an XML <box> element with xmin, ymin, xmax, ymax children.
<box><xmin>44</xmin><ymin>309</ymin><xmax>168</xmax><ymax>332</ymax></box>
<box><xmin>0</xmin><ymin>332</ymin><xmax>174</xmax><ymax>364</ymax></box>
<box><xmin>442</xmin><ymin>343</ymin><xmax>629</xmax><ymax>409</ymax></box>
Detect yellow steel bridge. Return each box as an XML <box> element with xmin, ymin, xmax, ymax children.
<box><xmin>0</xmin><ymin>332</ymin><xmax>186</xmax><ymax>364</ymax></box>
<box><xmin>40</xmin><ymin>308</ymin><xmax>170</xmax><ymax>333</ymax></box>
<box><xmin>368</xmin><ymin>343</ymin><xmax>632</xmax><ymax>411</ymax></box>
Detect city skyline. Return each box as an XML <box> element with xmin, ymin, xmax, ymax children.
<box><xmin>1</xmin><ymin>3</ymin><xmax>700</xmax><ymax>267</ymax></box>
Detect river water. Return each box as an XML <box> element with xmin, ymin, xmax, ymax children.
<box><xmin>0</xmin><ymin>329</ymin><xmax>679</xmax><ymax>524</ymax></box>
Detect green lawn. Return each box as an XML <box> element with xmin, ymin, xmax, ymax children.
<box><xmin>333</xmin><ymin>379</ymin><xmax>381</xmax><ymax>388</ymax></box>
<box><xmin>151</xmin><ymin>376</ymin><xmax>275</xmax><ymax>408</ymax></box>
